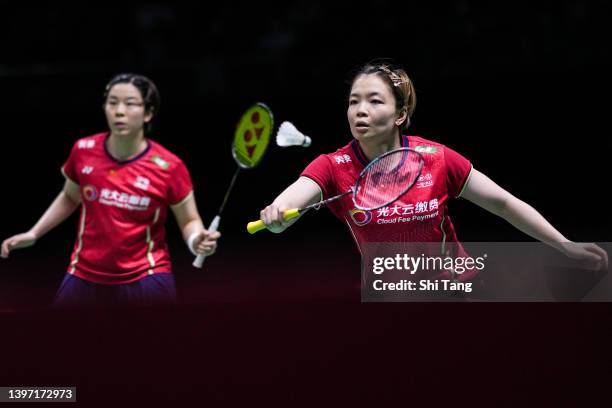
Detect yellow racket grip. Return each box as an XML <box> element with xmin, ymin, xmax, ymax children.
<box><xmin>282</xmin><ymin>208</ymin><xmax>299</xmax><ymax>221</ymax></box>
<box><xmin>247</xmin><ymin>220</ymin><xmax>266</xmax><ymax>234</ymax></box>
<box><xmin>246</xmin><ymin>208</ymin><xmax>302</xmax><ymax>234</ymax></box>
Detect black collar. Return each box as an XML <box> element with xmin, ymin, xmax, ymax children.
<box><xmin>104</xmin><ymin>132</ymin><xmax>152</xmax><ymax>164</ymax></box>
<box><xmin>350</xmin><ymin>134</ymin><xmax>409</xmax><ymax>167</ymax></box>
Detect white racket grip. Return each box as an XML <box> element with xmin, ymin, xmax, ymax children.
<box><xmin>192</xmin><ymin>215</ymin><xmax>221</xmax><ymax>268</ymax></box>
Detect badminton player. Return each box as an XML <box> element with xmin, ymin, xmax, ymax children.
<box><xmin>1</xmin><ymin>73</ymin><xmax>221</xmax><ymax>307</ymax></box>
<box><xmin>258</xmin><ymin>62</ymin><xmax>607</xmax><ymax>277</ymax></box>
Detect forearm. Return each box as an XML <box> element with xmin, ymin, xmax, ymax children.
<box><xmin>30</xmin><ymin>191</ymin><xmax>81</xmax><ymax>239</ymax></box>
<box><xmin>500</xmin><ymin>196</ymin><xmax>568</xmax><ymax>247</ymax></box>
<box><xmin>264</xmin><ymin>177</ymin><xmax>321</xmax><ymax>233</ymax></box>
<box><xmin>500</xmin><ymin>197</ymin><xmax>608</xmax><ymax>266</ymax></box>
<box><xmin>462</xmin><ymin>169</ymin><xmax>605</xmax><ymax>267</ymax></box>
<box><xmin>272</xmin><ymin>179</ymin><xmax>321</xmax><ymax>209</ymax></box>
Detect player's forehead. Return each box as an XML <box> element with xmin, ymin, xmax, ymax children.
<box><xmin>350</xmin><ymin>74</ymin><xmax>392</xmax><ymax>98</ymax></box>
<box><xmin>106</xmin><ymin>83</ymin><xmax>143</xmax><ymax>101</ymax></box>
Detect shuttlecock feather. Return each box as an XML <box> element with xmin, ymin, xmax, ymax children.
<box><xmin>276</xmin><ymin>121</ymin><xmax>312</xmax><ymax>147</ymax></box>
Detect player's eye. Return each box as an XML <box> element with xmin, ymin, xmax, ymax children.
<box><xmin>348</xmin><ymin>99</ymin><xmax>358</xmax><ymax>105</ymax></box>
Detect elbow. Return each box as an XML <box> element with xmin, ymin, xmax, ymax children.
<box><xmin>62</xmin><ymin>191</ymin><xmax>81</xmax><ymax>207</ymax></box>
<box><xmin>475</xmin><ymin>194</ymin><xmax>510</xmax><ymax>218</ymax></box>
<box><xmin>495</xmin><ymin>196</ymin><xmax>510</xmax><ymax>217</ymax></box>
<box><xmin>496</xmin><ymin>194</ymin><xmax>523</xmax><ymax>220</ymax></box>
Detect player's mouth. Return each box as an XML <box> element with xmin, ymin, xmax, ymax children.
<box><xmin>355</xmin><ymin>121</ymin><xmax>370</xmax><ymax>132</ymax></box>
<box><xmin>114</xmin><ymin>122</ymin><xmax>128</xmax><ymax>128</ymax></box>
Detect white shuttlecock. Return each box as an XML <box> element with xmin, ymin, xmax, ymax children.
<box><xmin>276</xmin><ymin>121</ymin><xmax>312</xmax><ymax>147</ymax></box>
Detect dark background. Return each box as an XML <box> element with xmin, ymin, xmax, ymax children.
<box><xmin>0</xmin><ymin>2</ymin><xmax>611</xmax><ymax>406</ymax></box>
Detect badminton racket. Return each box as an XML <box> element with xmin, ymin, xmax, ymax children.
<box><xmin>247</xmin><ymin>147</ymin><xmax>424</xmax><ymax>234</ymax></box>
<box><xmin>194</xmin><ymin>103</ymin><xmax>273</xmax><ymax>267</ymax></box>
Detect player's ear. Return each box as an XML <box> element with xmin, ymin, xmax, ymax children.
<box><xmin>395</xmin><ymin>107</ymin><xmax>408</xmax><ymax>127</ymax></box>
<box><xmin>144</xmin><ymin>109</ymin><xmax>154</xmax><ymax>123</ymax></box>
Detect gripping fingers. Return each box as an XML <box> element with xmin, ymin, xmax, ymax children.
<box><xmin>196</xmin><ymin>231</ymin><xmax>220</xmax><ymax>255</ymax></box>
<box><xmin>249</xmin><ymin>205</ymin><xmax>289</xmax><ymax>234</ymax></box>
<box><xmin>194</xmin><ymin>240</ymin><xmax>216</xmax><ymax>255</ymax></box>
<box><xmin>259</xmin><ymin>206</ymin><xmax>279</xmax><ymax>229</ymax></box>
<box><xmin>197</xmin><ymin>244</ymin><xmax>216</xmax><ymax>255</ymax></box>
<box><xmin>1</xmin><ymin>239</ymin><xmax>11</xmax><ymax>258</ymax></box>
<box><xmin>588</xmin><ymin>244</ymin><xmax>608</xmax><ymax>271</ymax></box>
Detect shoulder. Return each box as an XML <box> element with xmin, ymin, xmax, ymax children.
<box><xmin>410</xmin><ymin>135</ymin><xmax>472</xmax><ymax>194</ymax></box>
<box><xmin>408</xmin><ymin>135</ymin><xmax>467</xmax><ymax>160</ymax></box>
<box><xmin>147</xmin><ymin>139</ymin><xmax>187</xmax><ymax>172</ymax></box>
<box><xmin>70</xmin><ymin>132</ymin><xmax>107</xmax><ymax>152</ymax></box>
<box><xmin>65</xmin><ymin>133</ymin><xmax>108</xmax><ymax>165</ymax></box>
<box><xmin>302</xmin><ymin>141</ymin><xmax>355</xmax><ymax>176</ymax></box>
<box><xmin>319</xmin><ymin>140</ymin><xmax>358</xmax><ymax>165</ymax></box>
<box><xmin>408</xmin><ymin>135</ymin><xmax>446</xmax><ymax>152</ymax></box>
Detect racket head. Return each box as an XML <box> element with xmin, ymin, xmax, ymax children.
<box><xmin>231</xmin><ymin>103</ymin><xmax>274</xmax><ymax>169</ymax></box>
<box><xmin>352</xmin><ymin>147</ymin><xmax>424</xmax><ymax>211</ymax></box>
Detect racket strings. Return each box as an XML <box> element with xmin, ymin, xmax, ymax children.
<box><xmin>354</xmin><ymin>149</ymin><xmax>423</xmax><ymax>210</ymax></box>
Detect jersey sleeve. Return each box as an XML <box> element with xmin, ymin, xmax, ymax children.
<box><xmin>61</xmin><ymin>142</ymin><xmax>80</xmax><ymax>184</ymax></box>
<box><xmin>167</xmin><ymin>160</ymin><xmax>194</xmax><ymax>205</ymax></box>
<box><xmin>300</xmin><ymin>154</ymin><xmax>335</xmax><ymax>198</ymax></box>
<box><xmin>445</xmin><ymin>145</ymin><xmax>473</xmax><ymax>198</ymax></box>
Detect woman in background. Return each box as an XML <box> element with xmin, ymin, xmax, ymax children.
<box><xmin>1</xmin><ymin>73</ymin><xmax>221</xmax><ymax>307</ymax></box>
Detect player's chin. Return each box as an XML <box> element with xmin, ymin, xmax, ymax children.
<box><xmin>110</xmin><ymin>126</ymin><xmax>134</xmax><ymax>136</ymax></box>
<box><xmin>351</xmin><ymin>129</ymin><xmax>378</xmax><ymax>141</ymax></box>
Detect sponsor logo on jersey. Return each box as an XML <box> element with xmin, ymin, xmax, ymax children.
<box><xmin>373</xmin><ymin>199</ymin><xmax>440</xmax><ymax>225</ymax></box>
<box><xmin>333</xmin><ymin>154</ymin><xmax>352</xmax><ymax>164</ymax></box>
<box><xmin>83</xmin><ymin>185</ymin><xmax>98</xmax><ymax>201</ymax></box>
<box><xmin>349</xmin><ymin>209</ymin><xmax>372</xmax><ymax>226</ymax></box>
<box><xmin>416</xmin><ymin>172</ymin><xmax>433</xmax><ymax>189</ymax></box>
<box><xmin>99</xmin><ymin>188</ymin><xmax>151</xmax><ymax>211</ymax></box>
<box><xmin>78</xmin><ymin>140</ymin><xmax>96</xmax><ymax>149</ymax></box>
<box><xmin>414</xmin><ymin>146</ymin><xmax>437</xmax><ymax>154</ymax></box>
<box><xmin>152</xmin><ymin>155</ymin><xmax>169</xmax><ymax>169</ymax></box>
<box><xmin>81</xmin><ymin>166</ymin><xmax>94</xmax><ymax>174</ymax></box>
<box><xmin>134</xmin><ymin>176</ymin><xmax>150</xmax><ymax>190</ymax></box>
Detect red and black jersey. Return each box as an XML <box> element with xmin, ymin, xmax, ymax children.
<box><xmin>301</xmin><ymin>135</ymin><xmax>473</xmax><ymax>261</ymax></box>
<box><xmin>61</xmin><ymin>132</ymin><xmax>193</xmax><ymax>284</ymax></box>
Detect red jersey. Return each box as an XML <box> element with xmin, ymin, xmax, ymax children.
<box><xmin>61</xmin><ymin>132</ymin><xmax>193</xmax><ymax>284</ymax></box>
<box><xmin>301</xmin><ymin>135</ymin><xmax>473</xmax><ymax>260</ymax></box>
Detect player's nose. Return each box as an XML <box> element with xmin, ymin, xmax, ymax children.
<box><xmin>355</xmin><ymin>103</ymin><xmax>368</xmax><ymax>116</ymax></box>
<box><xmin>114</xmin><ymin>103</ymin><xmax>127</xmax><ymax>115</ymax></box>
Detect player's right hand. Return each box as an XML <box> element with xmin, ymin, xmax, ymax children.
<box><xmin>260</xmin><ymin>204</ymin><xmax>290</xmax><ymax>234</ymax></box>
<box><xmin>1</xmin><ymin>231</ymin><xmax>37</xmax><ymax>259</ymax></box>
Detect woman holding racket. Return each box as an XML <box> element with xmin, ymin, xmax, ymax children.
<box><xmin>1</xmin><ymin>73</ymin><xmax>220</xmax><ymax>307</ymax></box>
<box><xmin>256</xmin><ymin>62</ymin><xmax>607</xmax><ymax>275</ymax></box>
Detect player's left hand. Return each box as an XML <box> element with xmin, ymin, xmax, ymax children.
<box><xmin>560</xmin><ymin>242</ymin><xmax>608</xmax><ymax>272</ymax></box>
<box><xmin>192</xmin><ymin>230</ymin><xmax>221</xmax><ymax>256</ymax></box>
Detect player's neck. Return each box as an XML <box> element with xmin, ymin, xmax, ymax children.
<box><xmin>107</xmin><ymin>132</ymin><xmax>148</xmax><ymax>161</ymax></box>
<box><xmin>359</xmin><ymin>134</ymin><xmax>402</xmax><ymax>161</ymax></box>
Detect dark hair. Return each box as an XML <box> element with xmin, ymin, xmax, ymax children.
<box><xmin>350</xmin><ymin>60</ymin><xmax>416</xmax><ymax>133</ymax></box>
<box><xmin>103</xmin><ymin>73</ymin><xmax>160</xmax><ymax>135</ymax></box>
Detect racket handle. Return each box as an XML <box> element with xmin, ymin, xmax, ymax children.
<box><xmin>247</xmin><ymin>220</ymin><xmax>266</xmax><ymax>234</ymax></box>
<box><xmin>192</xmin><ymin>215</ymin><xmax>221</xmax><ymax>268</ymax></box>
<box><xmin>246</xmin><ymin>208</ymin><xmax>302</xmax><ymax>234</ymax></box>
<box><xmin>283</xmin><ymin>208</ymin><xmax>301</xmax><ymax>221</ymax></box>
